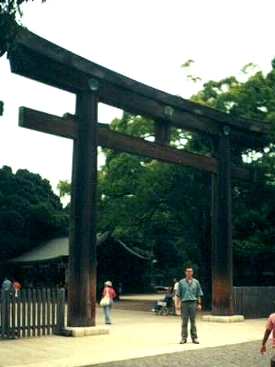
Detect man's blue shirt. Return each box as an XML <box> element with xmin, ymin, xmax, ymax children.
<box><xmin>176</xmin><ymin>278</ymin><xmax>203</xmax><ymax>302</ymax></box>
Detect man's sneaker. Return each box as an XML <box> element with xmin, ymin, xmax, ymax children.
<box><xmin>180</xmin><ymin>339</ymin><xmax>187</xmax><ymax>344</ymax></box>
<box><xmin>192</xmin><ymin>339</ymin><xmax>199</xmax><ymax>344</ymax></box>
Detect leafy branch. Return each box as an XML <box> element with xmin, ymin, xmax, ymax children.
<box><xmin>0</xmin><ymin>0</ymin><xmax>46</xmax><ymax>57</ymax></box>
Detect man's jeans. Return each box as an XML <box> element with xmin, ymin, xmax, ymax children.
<box><xmin>180</xmin><ymin>301</ymin><xmax>198</xmax><ymax>340</ymax></box>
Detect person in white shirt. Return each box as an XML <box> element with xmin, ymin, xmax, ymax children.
<box><xmin>172</xmin><ymin>278</ymin><xmax>180</xmax><ymax>315</ymax></box>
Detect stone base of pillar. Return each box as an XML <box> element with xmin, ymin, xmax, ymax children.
<box><xmin>56</xmin><ymin>326</ymin><xmax>110</xmax><ymax>337</ymax></box>
<box><xmin>202</xmin><ymin>314</ymin><xmax>244</xmax><ymax>323</ymax></box>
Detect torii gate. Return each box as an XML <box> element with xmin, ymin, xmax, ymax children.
<box><xmin>6</xmin><ymin>27</ymin><xmax>270</xmax><ymax>327</ymax></box>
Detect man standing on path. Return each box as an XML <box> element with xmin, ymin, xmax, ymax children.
<box><xmin>260</xmin><ymin>312</ymin><xmax>275</xmax><ymax>354</ymax></box>
<box><xmin>175</xmin><ymin>267</ymin><xmax>203</xmax><ymax>345</ymax></box>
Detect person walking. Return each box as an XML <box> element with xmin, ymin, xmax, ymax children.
<box><xmin>2</xmin><ymin>277</ymin><xmax>12</xmax><ymax>291</ymax></box>
<box><xmin>100</xmin><ymin>280</ymin><xmax>116</xmax><ymax>325</ymax></box>
<box><xmin>12</xmin><ymin>279</ymin><xmax>21</xmax><ymax>297</ymax></box>
<box><xmin>260</xmin><ymin>312</ymin><xmax>275</xmax><ymax>354</ymax></box>
<box><xmin>175</xmin><ymin>266</ymin><xmax>203</xmax><ymax>344</ymax></box>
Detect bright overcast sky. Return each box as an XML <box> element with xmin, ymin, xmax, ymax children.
<box><xmin>1</xmin><ymin>0</ymin><xmax>275</xmax><ymax>193</ymax></box>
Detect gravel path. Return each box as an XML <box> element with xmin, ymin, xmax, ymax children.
<box><xmin>80</xmin><ymin>296</ymin><xmax>273</xmax><ymax>367</ymax></box>
<box><xmin>86</xmin><ymin>340</ymin><xmax>272</xmax><ymax>367</ymax></box>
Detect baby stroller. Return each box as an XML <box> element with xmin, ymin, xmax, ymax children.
<box><xmin>153</xmin><ymin>293</ymin><xmax>174</xmax><ymax>316</ymax></box>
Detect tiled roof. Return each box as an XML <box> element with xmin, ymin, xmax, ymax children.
<box><xmin>10</xmin><ymin>232</ymin><xmax>110</xmax><ymax>264</ymax></box>
<box><xmin>9</xmin><ymin>231</ymin><xmax>151</xmax><ymax>264</ymax></box>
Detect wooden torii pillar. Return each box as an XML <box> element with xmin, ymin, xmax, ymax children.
<box><xmin>68</xmin><ymin>90</ymin><xmax>99</xmax><ymax>326</ymax></box>
<box><xmin>6</xmin><ymin>27</ymin><xmax>271</xmax><ymax>325</ymax></box>
<box><xmin>212</xmin><ymin>132</ymin><xmax>233</xmax><ymax>315</ymax></box>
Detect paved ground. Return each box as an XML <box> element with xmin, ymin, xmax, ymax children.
<box><xmin>0</xmin><ymin>294</ymin><xmax>273</xmax><ymax>367</ymax></box>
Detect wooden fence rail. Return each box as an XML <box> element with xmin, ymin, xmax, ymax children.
<box><xmin>0</xmin><ymin>286</ymin><xmax>273</xmax><ymax>338</ymax></box>
<box><xmin>0</xmin><ymin>288</ymin><xmax>65</xmax><ymax>338</ymax></box>
<box><xmin>233</xmin><ymin>286</ymin><xmax>275</xmax><ymax>318</ymax></box>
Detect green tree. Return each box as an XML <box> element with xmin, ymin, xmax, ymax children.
<box><xmin>187</xmin><ymin>60</ymin><xmax>275</xmax><ymax>285</ymax></box>
<box><xmin>98</xmin><ymin>61</ymin><xmax>275</xmax><ymax>289</ymax></box>
<box><xmin>0</xmin><ymin>165</ymin><xmax>69</xmax><ymax>260</ymax></box>
<box><xmin>191</xmin><ymin>61</ymin><xmax>275</xmax><ymax>128</ymax></box>
<box><xmin>58</xmin><ymin>61</ymin><xmax>275</xmax><ymax>290</ymax></box>
<box><xmin>97</xmin><ymin>113</ymin><xmax>212</xmax><ymax>286</ymax></box>
<box><xmin>0</xmin><ymin>1</ymin><xmax>46</xmax><ymax>56</ymax></box>
<box><xmin>57</xmin><ymin>179</ymin><xmax>71</xmax><ymax>198</ymax></box>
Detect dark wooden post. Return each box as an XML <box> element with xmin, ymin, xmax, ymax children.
<box><xmin>0</xmin><ymin>101</ymin><xmax>3</xmax><ymax>116</ymax></box>
<box><xmin>54</xmin><ymin>288</ymin><xmax>66</xmax><ymax>334</ymax></box>
<box><xmin>154</xmin><ymin>120</ymin><xmax>171</xmax><ymax>145</ymax></box>
<box><xmin>67</xmin><ymin>84</ymin><xmax>98</xmax><ymax>327</ymax></box>
<box><xmin>212</xmin><ymin>127</ymin><xmax>233</xmax><ymax>316</ymax></box>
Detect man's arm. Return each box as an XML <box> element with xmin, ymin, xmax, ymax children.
<box><xmin>260</xmin><ymin>329</ymin><xmax>272</xmax><ymax>354</ymax></box>
<box><xmin>175</xmin><ymin>295</ymin><xmax>181</xmax><ymax>310</ymax></box>
<box><xmin>196</xmin><ymin>296</ymin><xmax>202</xmax><ymax>311</ymax></box>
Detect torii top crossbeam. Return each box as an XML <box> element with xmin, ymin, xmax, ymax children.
<box><xmin>9</xmin><ymin>28</ymin><xmax>270</xmax><ymax>142</ymax></box>
<box><xmin>6</xmin><ymin>26</ymin><xmax>271</xmax><ymax>325</ymax></box>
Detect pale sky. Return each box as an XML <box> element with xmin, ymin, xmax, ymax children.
<box><xmin>0</xmin><ymin>0</ymin><xmax>275</xmax><ymax>194</ymax></box>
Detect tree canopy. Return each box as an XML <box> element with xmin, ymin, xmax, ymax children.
<box><xmin>54</xmin><ymin>60</ymin><xmax>275</xmax><ymax>290</ymax></box>
<box><xmin>96</xmin><ymin>60</ymin><xmax>275</xmax><ymax>290</ymax></box>
<box><xmin>0</xmin><ymin>165</ymin><xmax>69</xmax><ymax>261</ymax></box>
<box><xmin>182</xmin><ymin>60</ymin><xmax>275</xmax><ymax>285</ymax></box>
<box><xmin>97</xmin><ymin>113</ymin><xmax>212</xmax><ymax>288</ymax></box>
